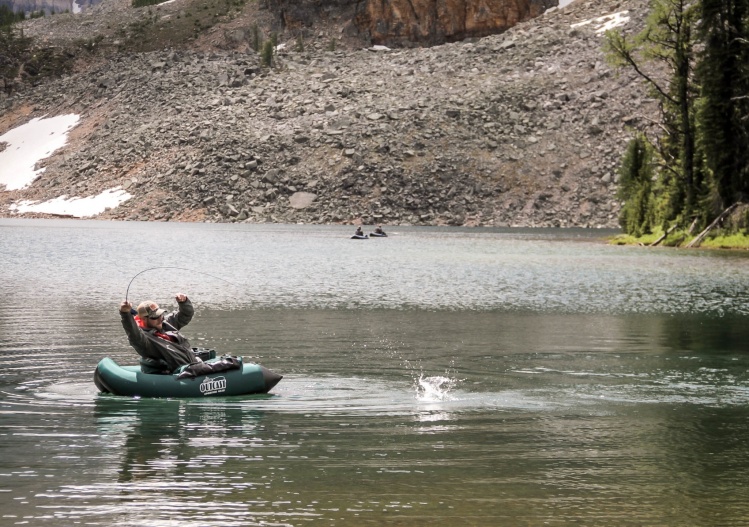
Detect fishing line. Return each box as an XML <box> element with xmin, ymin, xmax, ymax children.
<box><xmin>125</xmin><ymin>266</ymin><xmax>241</xmax><ymax>303</ymax></box>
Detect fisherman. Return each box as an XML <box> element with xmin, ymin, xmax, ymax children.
<box><xmin>119</xmin><ymin>294</ymin><xmax>199</xmax><ymax>374</ymax></box>
<box><xmin>373</xmin><ymin>224</ymin><xmax>385</xmax><ymax>235</ymax></box>
<box><xmin>355</xmin><ymin>226</ymin><xmax>364</xmax><ymax>236</ymax></box>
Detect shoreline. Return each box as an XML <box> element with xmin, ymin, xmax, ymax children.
<box><xmin>610</xmin><ymin>232</ymin><xmax>749</xmax><ymax>250</ymax></box>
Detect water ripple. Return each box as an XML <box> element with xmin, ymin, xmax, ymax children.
<box><xmin>2</xmin><ymin>220</ymin><xmax>749</xmax><ymax>314</ymax></box>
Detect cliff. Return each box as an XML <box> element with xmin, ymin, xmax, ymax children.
<box><xmin>356</xmin><ymin>0</ymin><xmax>556</xmax><ymax>45</ymax></box>
<box><xmin>268</xmin><ymin>0</ymin><xmax>556</xmax><ymax>47</ymax></box>
<box><xmin>0</xmin><ymin>0</ymin><xmax>100</xmax><ymax>14</ymax></box>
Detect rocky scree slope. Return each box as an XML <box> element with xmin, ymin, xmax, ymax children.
<box><xmin>0</xmin><ymin>0</ymin><xmax>656</xmax><ymax>227</ymax></box>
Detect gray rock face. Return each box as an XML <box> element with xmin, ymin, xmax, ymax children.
<box><xmin>1</xmin><ymin>0</ymin><xmax>654</xmax><ymax>228</ymax></box>
<box><xmin>2</xmin><ymin>0</ymin><xmax>101</xmax><ymax>13</ymax></box>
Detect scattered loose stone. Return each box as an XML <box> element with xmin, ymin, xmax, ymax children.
<box><xmin>1</xmin><ymin>0</ymin><xmax>653</xmax><ymax>228</ymax></box>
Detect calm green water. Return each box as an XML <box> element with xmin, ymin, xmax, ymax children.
<box><xmin>2</xmin><ymin>219</ymin><xmax>749</xmax><ymax>526</ymax></box>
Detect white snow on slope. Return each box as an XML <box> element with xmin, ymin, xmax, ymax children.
<box><xmin>10</xmin><ymin>188</ymin><xmax>132</xmax><ymax>218</ymax></box>
<box><xmin>0</xmin><ymin>114</ymin><xmax>80</xmax><ymax>190</ymax></box>
<box><xmin>1</xmin><ymin>114</ymin><xmax>132</xmax><ymax>217</ymax></box>
<box><xmin>571</xmin><ymin>10</ymin><xmax>630</xmax><ymax>35</ymax></box>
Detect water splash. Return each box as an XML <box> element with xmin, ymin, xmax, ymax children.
<box><xmin>415</xmin><ymin>375</ymin><xmax>459</xmax><ymax>401</ymax></box>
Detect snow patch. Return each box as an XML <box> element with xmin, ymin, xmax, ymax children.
<box><xmin>2</xmin><ymin>113</ymin><xmax>133</xmax><ymax>217</ymax></box>
<box><xmin>571</xmin><ymin>10</ymin><xmax>630</xmax><ymax>35</ymax></box>
<box><xmin>11</xmin><ymin>188</ymin><xmax>132</xmax><ymax>218</ymax></box>
<box><xmin>0</xmin><ymin>114</ymin><xmax>80</xmax><ymax>191</ymax></box>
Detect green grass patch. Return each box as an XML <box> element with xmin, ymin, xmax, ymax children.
<box><xmin>119</xmin><ymin>0</ymin><xmax>247</xmax><ymax>52</ymax></box>
<box><xmin>610</xmin><ymin>230</ymin><xmax>663</xmax><ymax>246</ymax></box>
<box><xmin>700</xmin><ymin>232</ymin><xmax>749</xmax><ymax>250</ymax></box>
<box><xmin>611</xmin><ymin>228</ymin><xmax>749</xmax><ymax>249</ymax></box>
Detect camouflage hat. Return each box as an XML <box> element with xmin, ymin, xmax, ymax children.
<box><xmin>137</xmin><ymin>301</ymin><xmax>166</xmax><ymax>319</ymax></box>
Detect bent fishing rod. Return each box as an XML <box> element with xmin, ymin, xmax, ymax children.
<box><xmin>124</xmin><ymin>266</ymin><xmax>241</xmax><ymax>303</ymax></box>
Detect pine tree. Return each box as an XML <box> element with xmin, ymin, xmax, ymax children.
<box><xmin>696</xmin><ymin>0</ymin><xmax>749</xmax><ymax>209</ymax></box>
<box><xmin>618</xmin><ymin>135</ymin><xmax>655</xmax><ymax>236</ymax></box>
<box><xmin>606</xmin><ymin>0</ymin><xmax>700</xmax><ymax>229</ymax></box>
<box><xmin>260</xmin><ymin>40</ymin><xmax>273</xmax><ymax>67</ymax></box>
<box><xmin>0</xmin><ymin>5</ymin><xmax>25</xmax><ymax>27</ymax></box>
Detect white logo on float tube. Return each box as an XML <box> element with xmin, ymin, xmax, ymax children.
<box><xmin>200</xmin><ymin>376</ymin><xmax>227</xmax><ymax>395</ymax></box>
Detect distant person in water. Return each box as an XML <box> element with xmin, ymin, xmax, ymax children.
<box><xmin>373</xmin><ymin>224</ymin><xmax>385</xmax><ymax>235</ymax></box>
<box><xmin>119</xmin><ymin>294</ymin><xmax>199</xmax><ymax>374</ymax></box>
<box><xmin>355</xmin><ymin>226</ymin><xmax>364</xmax><ymax>236</ymax></box>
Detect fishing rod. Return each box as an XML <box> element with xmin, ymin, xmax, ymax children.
<box><xmin>124</xmin><ymin>266</ymin><xmax>241</xmax><ymax>303</ymax></box>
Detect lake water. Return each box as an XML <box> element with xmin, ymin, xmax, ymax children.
<box><xmin>2</xmin><ymin>218</ymin><xmax>749</xmax><ymax>526</ymax></box>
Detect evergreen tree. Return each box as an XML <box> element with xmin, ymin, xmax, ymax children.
<box><xmin>618</xmin><ymin>135</ymin><xmax>655</xmax><ymax>236</ymax></box>
<box><xmin>1</xmin><ymin>25</ymin><xmax>32</xmax><ymax>94</ymax></box>
<box><xmin>606</xmin><ymin>0</ymin><xmax>700</xmax><ymax>231</ymax></box>
<box><xmin>0</xmin><ymin>5</ymin><xmax>25</xmax><ymax>27</ymax></box>
<box><xmin>696</xmin><ymin>0</ymin><xmax>749</xmax><ymax>209</ymax></box>
<box><xmin>260</xmin><ymin>39</ymin><xmax>273</xmax><ymax>67</ymax></box>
